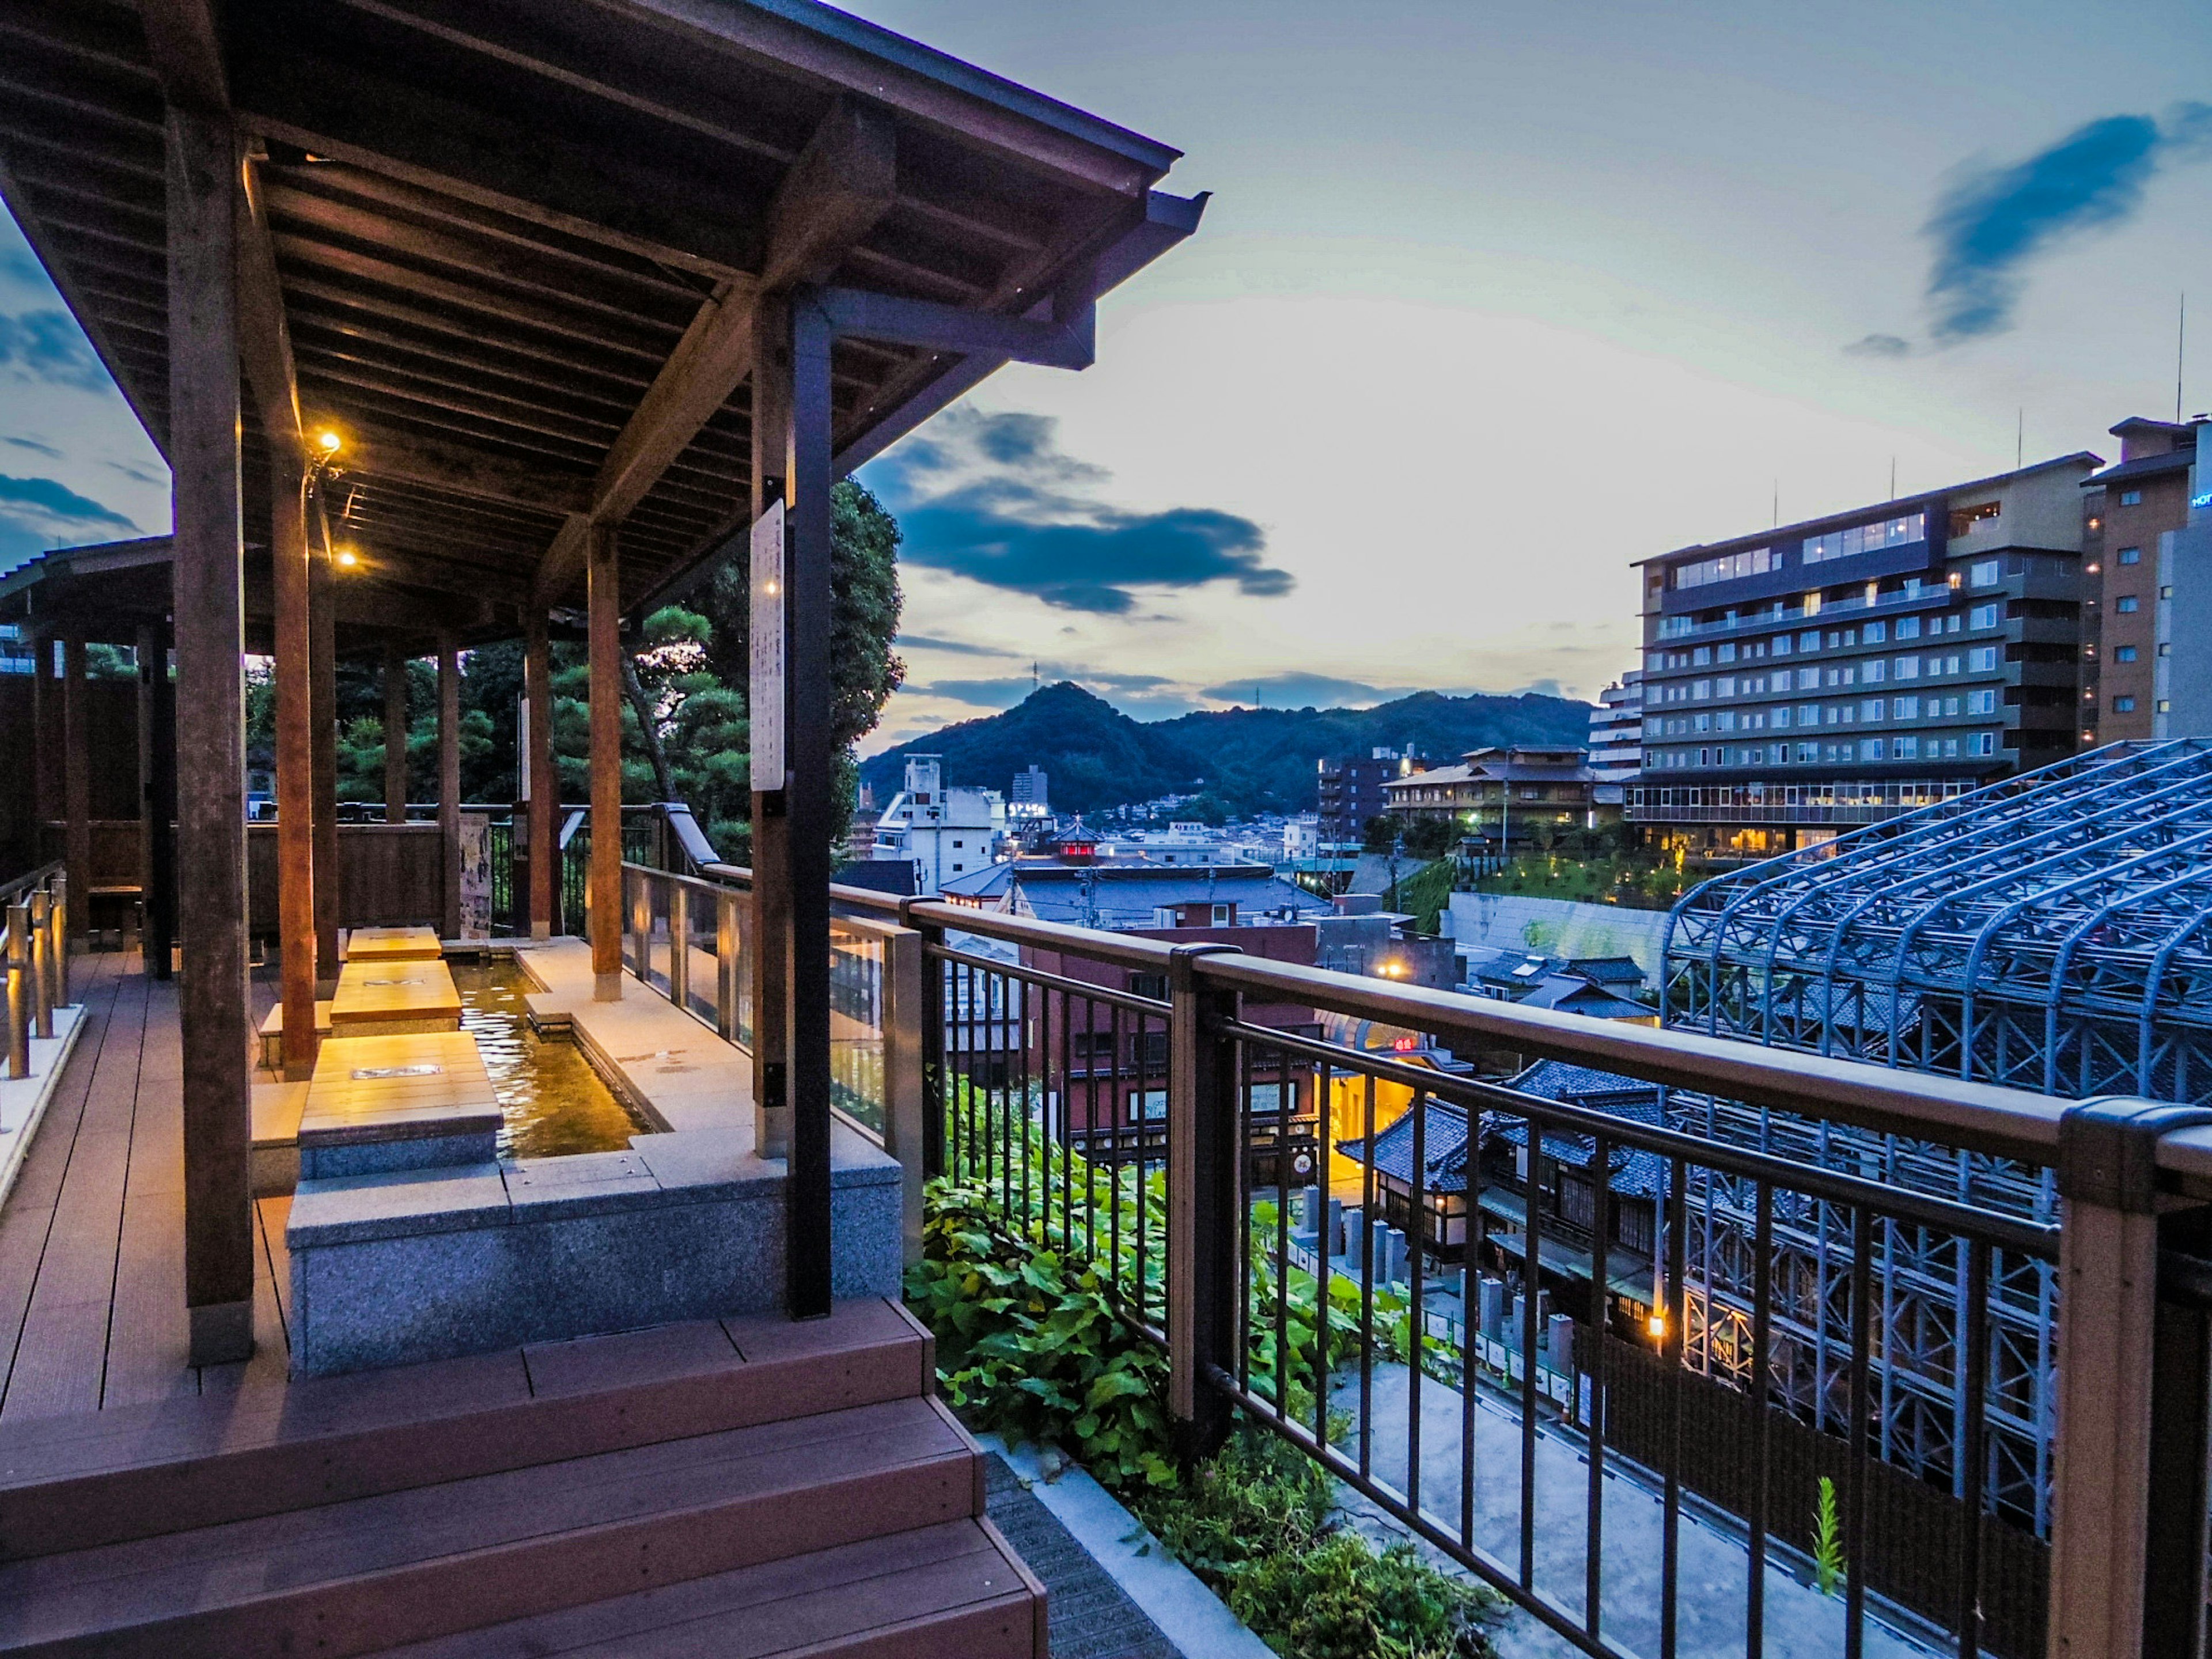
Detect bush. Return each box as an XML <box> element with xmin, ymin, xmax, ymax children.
<box><xmin>906</xmin><ymin>1175</ymin><xmax>1502</xmax><ymax>1657</ymax></box>
<box><xmin>1131</xmin><ymin>1426</ymin><xmax>1496</xmax><ymax>1659</ymax></box>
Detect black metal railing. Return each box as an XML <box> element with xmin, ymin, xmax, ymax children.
<box><xmin>630</xmin><ymin>868</ymin><xmax>2205</xmax><ymax>1659</ymax></box>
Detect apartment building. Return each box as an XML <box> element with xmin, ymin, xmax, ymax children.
<box><xmin>868</xmin><ymin>754</ymin><xmax>1006</xmax><ymax>895</ymax></box>
<box><xmin>1630</xmin><ymin>453</ymin><xmax>2099</xmax><ymax>857</ymax></box>
<box><xmin>2078</xmin><ymin>416</ymin><xmax>2206</xmax><ymax>742</ymax></box>
<box><xmin>1586</xmin><ymin>671</ymin><xmax>1643</xmax><ymax>807</ymax></box>
<box><xmin>1317</xmin><ymin>747</ymin><xmax>1419</xmax><ymax>841</ymax></box>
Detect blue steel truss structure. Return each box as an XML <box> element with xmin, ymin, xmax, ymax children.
<box><xmin>1653</xmin><ymin>740</ymin><xmax>2212</xmax><ymax>1531</ymax></box>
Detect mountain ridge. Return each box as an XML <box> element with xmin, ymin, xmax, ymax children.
<box><xmin>858</xmin><ymin>681</ymin><xmax>1594</xmax><ymax>816</ymax></box>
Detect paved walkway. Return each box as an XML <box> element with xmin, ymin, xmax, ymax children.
<box><xmin>1330</xmin><ymin>1363</ymin><xmax>1929</xmax><ymax>1659</ymax></box>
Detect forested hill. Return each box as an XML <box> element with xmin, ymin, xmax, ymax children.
<box><xmin>858</xmin><ymin>682</ymin><xmax>1593</xmax><ymax>816</ymax></box>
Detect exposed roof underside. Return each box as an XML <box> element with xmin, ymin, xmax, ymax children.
<box><xmin>0</xmin><ymin>0</ymin><xmax>1196</xmax><ymax>638</ymax></box>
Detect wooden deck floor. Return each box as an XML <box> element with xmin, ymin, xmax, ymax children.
<box><xmin>0</xmin><ymin>952</ymin><xmax>296</xmax><ymax>1421</ymax></box>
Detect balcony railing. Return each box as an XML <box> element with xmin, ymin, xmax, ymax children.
<box><xmin>612</xmin><ymin>859</ymin><xmax>2207</xmax><ymax>1659</ymax></box>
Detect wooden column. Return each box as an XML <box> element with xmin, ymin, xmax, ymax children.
<box><xmin>784</xmin><ymin>296</ymin><xmax>835</xmax><ymax>1318</ymax></box>
<box><xmin>382</xmin><ymin>643</ymin><xmax>408</xmax><ymax>824</ymax></box>
<box><xmin>588</xmin><ymin>527</ymin><xmax>622</xmax><ymax>1000</ymax></box>
<box><xmin>749</xmin><ymin>295</ymin><xmax>791</xmax><ymax>1159</ymax></box>
<box><xmin>271</xmin><ymin>460</ymin><xmax>317</xmax><ymax>1078</ymax></box>
<box><xmin>167</xmin><ymin>104</ymin><xmax>253</xmax><ymax>1366</ymax></box>
<box><xmin>61</xmin><ymin>628</ymin><xmax>89</xmax><ymax>946</ymax></box>
<box><xmin>309</xmin><ymin>538</ymin><xmax>339</xmax><ymax>979</ymax></box>
<box><xmin>137</xmin><ymin>620</ymin><xmax>175</xmax><ymax>980</ymax></box>
<box><xmin>437</xmin><ymin>631</ymin><xmax>461</xmax><ymax>941</ymax></box>
<box><xmin>525</xmin><ymin>611</ymin><xmax>556</xmax><ymax>939</ymax></box>
<box><xmin>28</xmin><ymin>630</ymin><xmax>50</xmax><ymax>856</ymax></box>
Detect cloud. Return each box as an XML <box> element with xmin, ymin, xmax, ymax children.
<box><xmin>0</xmin><ymin>472</ymin><xmax>139</xmax><ymax>570</ymax></box>
<box><xmin>0</xmin><ymin>308</ymin><xmax>112</xmax><ymax>392</ymax></box>
<box><xmin>2</xmin><ymin>435</ymin><xmax>61</xmax><ymax>459</ymax></box>
<box><xmin>1511</xmin><ymin>677</ymin><xmax>1568</xmax><ymax>698</ymax></box>
<box><xmin>865</xmin><ymin>407</ymin><xmax>1289</xmax><ymax>615</ymax></box>
<box><xmin>1922</xmin><ymin>103</ymin><xmax>2211</xmax><ymax>343</ymax></box>
<box><xmin>104</xmin><ymin>458</ymin><xmax>165</xmax><ymax>485</ymax></box>
<box><xmin>926</xmin><ymin>677</ymin><xmax>1036</xmax><ymax>709</ymax></box>
<box><xmin>897</xmin><ymin>633</ymin><xmax>1017</xmax><ymax>658</ymax></box>
<box><xmin>1843</xmin><ymin>334</ymin><xmax>1911</xmax><ymax>359</ymax></box>
<box><xmin>1198</xmin><ymin>672</ymin><xmax>1412</xmax><ymax>708</ymax></box>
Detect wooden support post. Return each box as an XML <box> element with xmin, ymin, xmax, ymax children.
<box><xmin>61</xmin><ymin>628</ymin><xmax>89</xmax><ymax>945</ymax></box>
<box><xmin>272</xmin><ymin>458</ymin><xmax>317</xmax><ymax>1078</ymax></box>
<box><xmin>525</xmin><ymin>611</ymin><xmax>556</xmax><ymax>940</ymax></box>
<box><xmin>383</xmin><ymin>643</ymin><xmax>408</xmax><ymax>824</ymax></box>
<box><xmin>142</xmin><ymin>620</ymin><xmax>176</xmax><ymax>980</ymax></box>
<box><xmin>167</xmin><ymin>104</ymin><xmax>253</xmax><ymax>1366</ymax></box>
<box><xmin>135</xmin><ymin>623</ymin><xmax>161</xmax><ymax>969</ymax></box>
<box><xmin>749</xmin><ymin>294</ymin><xmax>791</xmax><ymax>1161</ymax></box>
<box><xmin>437</xmin><ymin>631</ymin><xmax>461</xmax><ymax>941</ymax></box>
<box><xmin>785</xmin><ymin>296</ymin><xmax>834</xmax><ymax>1318</ymax></box>
<box><xmin>309</xmin><ymin>536</ymin><xmax>340</xmax><ymax>980</ymax></box>
<box><xmin>28</xmin><ymin>630</ymin><xmax>50</xmax><ymax>857</ymax></box>
<box><xmin>588</xmin><ymin>530</ymin><xmax>622</xmax><ymax>999</ymax></box>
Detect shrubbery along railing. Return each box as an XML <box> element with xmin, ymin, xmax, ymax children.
<box><xmin>611</xmin><ymin>861</ymin><xmax>2212</xmax><ymax>1659</ymax></box>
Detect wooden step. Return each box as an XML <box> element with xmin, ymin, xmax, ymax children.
<box><xmin>0</xmin><ymin>1393</ymin><xmax>983</xmax><ymax>1658</ymax></box>
<box><xmin>0</xmin><ymin>1297</ymin><xmax>935</xmax><ymax>1559</ymax></box>
<box><xmin>365</xmin><ymin>1517</ymin><xmax>1046</xmax><ymax>1658</ymax></box>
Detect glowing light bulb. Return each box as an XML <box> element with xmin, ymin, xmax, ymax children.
<box><xmin>334</xmin><ymin>548</ymin><xmax>359</xmax><ymax>569</ymax></box>
<box><xmin>1647</xmin><ymin>1312</ymin><xmax>1667</xmax><ymax>1340</ymax></box>
<box><xmin>316</xmin><ymin>429</ymin><xmax>342</xmax><ymax>455</ymax></box>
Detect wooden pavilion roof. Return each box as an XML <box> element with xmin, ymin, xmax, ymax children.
<box><xmin>0</xmin><ymin>0</ymin><xmax>1200</xmax><ymax>630</ymax></box>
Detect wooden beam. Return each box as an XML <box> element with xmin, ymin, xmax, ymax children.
<box><xmin>236</xmin><ymin>150</ymin><xmax>305</xmax><ymax>467</ymax></box>
<box><xmin>531</xmin><ymin>100</ymin><xmax>895</xmax><ymax>608</ymax></box>
<box><xmin>383</xmin><ymin>643</ymin><xmax>408</xmax><ymax>824</ymax></box>
<box><xmin>139</xmin><ymin>0</ymin><xmax>227</xmax><ymax>114</ymax></box>
<box><xmin>748</xmin><ymin>291</ymin><xmax>790</xmax><ymax>1162</ymax></box>
<box><xmin>588</xmin><ymin>525</ymin><xmax>622</xmax><ymax>998</ymax></box>
<box><xmin>309</xmin><ymin>525</ymin><xmax>342</xmax><ymax>982</ymax></box>
<box><xmin>167</xmin><ymin>103</ymin><xmax>254</xmax><ymax>1367</ymax></box>
<box><xmin>136</xmin><ymin>619</ymin><xmax>176</xmax><ymax>982</ymax></box>
<box><xmin>525</xmin><ymin>609</ymin><xmax>556</xmax><ymax>940</ymax></box>
<box><xmin>60</xmin><ymin>628</ymin><xmax>89</xmax><ymax>946</ymax></box>
<box><xmin>272</xmin><ymin>458</ymin><xmax>318</xmax><ymax>1079</ymax></box>
<box><xmin>437</xmin><ymin>631</ymin><xmax>461</xmax><ymax>940</ymax></box>
<box><xmin>330</xmin><ymin>422</ymin><xmax>592</xmax><ymax>516</ymax></box>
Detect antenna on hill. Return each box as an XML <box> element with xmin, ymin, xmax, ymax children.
<box><xmin>1032</xmin><ymin>661</ymin><xmax>1039</xmax><ymax>691</ymax></box>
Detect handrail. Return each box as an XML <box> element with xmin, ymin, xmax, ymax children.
<box><xmin>0</xmin><ymin>862</ymin><xmax>64</xmax><ymax>910</ymax></box>
<box><xmin>679</xmin><ymin>863</ymin><xmax>2069</xmax><ymax>1164</ymax></box>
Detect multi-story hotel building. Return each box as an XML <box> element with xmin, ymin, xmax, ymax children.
<box><xmin>2078</xmin><ymin>416</ymin><xmax>2205</xmax><ymax>743</ymax></box>
<box><xmin>1628</xmin><ymin>452</ymin><xmax>2099</xmax><ymax>858</ymax></box>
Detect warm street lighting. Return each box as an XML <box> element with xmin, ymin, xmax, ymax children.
<box><xmin>316</xmin><ymin>429</ymin><xmax>342</xmax><ymax>456</ymax></box>
<box><xmin>1647</xmin><ymin>1311</ymin><xmax>1667</xmax><ymax>1342</ymax></box>
<box><xmin>334</xmin><ymin>547</ymin><xmax>359</xmax><ymax>569</ymax></box>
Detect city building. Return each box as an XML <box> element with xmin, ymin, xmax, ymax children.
<box><xmin>1628</xmin><ymin>452</ymin><xmax>2101</xmax><ymax>860</ymax></box>
<box><xmin>867</xmin><ymin>754</ymin><xmax>1006</xmax><ymax>895</ymax></box>
<box><xmin>2076</xmin><ymin>415</ymin><xmax>2207</xmax><ymax>742</ymax></box>
<box><xmin>1586</xmin><ymin>671</ymin><xmax>1644</xmax><ymax>801</ymax></box>
<box><xmin>994</xmin><ymin>863</ymin><xmax>1330</xmax><ymax>930</ymax></box>
<box><xmin>1007</xmin><ymin>764</ymin><xmax>1051</xmax><ymax>822</ymax></box>
<box><xmin>1380</xmin><ymin>745</ymin><xmax>1604</xmax><ymax>844</ymax></box>
<box><xmin>1317</xmin><ymin>747</ymin><xmax>1420</xmax><ymax>841</ymax></box>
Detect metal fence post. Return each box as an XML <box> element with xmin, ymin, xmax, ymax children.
<box><xmin>48</xmin><ymin>872</ymin><xmax>67</xmax><ymax>1006</ymax></box>
<box><xmin>882</xmin><ymin>922</ymin><xmax>926</xmax><ymax>1270</ymax></box>
<box><xmin>2048</xmin><ymin>1097</ymin><xmax>2212</xmax><ymax>1659</ymax></box>
<box><xmin>900</xmin><ymin>899</ymin><xmax>946</xmax><ymax>1180</ymax></box>
<box><xmin>6</xmin><ymin>901</ymin><xmax>28</xmax><ymax>1078</ymax></box>
<box><xmin>29</xmin><ymin>888</ymin><xmax>52</xmax><ymax>1039</ymax></box>
<box><xmin>668</xmin><ymin>882</ymin><xmax>688</xmax><ymax>1010</ymax></box>
<box><xmin>1166</xmin><ymin>942</ymin><xmax>1243</xmax><ymax>1463</ymax></box>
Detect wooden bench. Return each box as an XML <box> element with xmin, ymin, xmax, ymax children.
<box><xmin>331</xmin><ymin>959</ymin><xmax>463</xmax><ymax>1039</ymax></box>
<box><xmin>342</xmin><ymin>925</ymin><xmax>444</xmax><ymax>964</ymax></box>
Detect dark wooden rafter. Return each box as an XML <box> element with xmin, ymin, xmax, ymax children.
<box><xmin>529</xmin><ymin>97</ymin><xmax>896</xmax><ymax>607</ymax></box>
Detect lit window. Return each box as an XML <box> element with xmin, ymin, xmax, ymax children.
<box><xmin>2119</xmin><ymin>547</ymin><xmax>2142</xmax><ymax>565</ymax></box>
<box><xmin>2158</xmin><ymin>699</ymin><xmax>2172</xmax><ymax>713</ymax></box>
<box><xmin>1802</xmin><ymin>512</ymin><xmax>1926</xmax><ymax>565</ymax></box>
<box><xmin>1674</xmin><ymin>547</ymin><xmax>1775</xmax><ymax>589</ymax></box>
